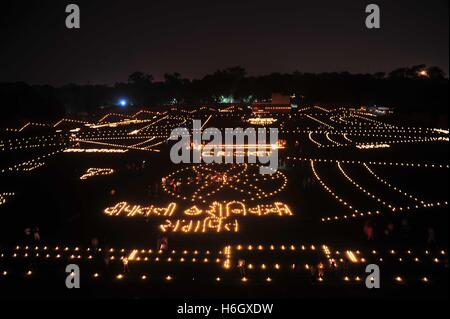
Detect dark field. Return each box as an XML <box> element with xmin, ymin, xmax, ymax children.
<box><xmin>0</xmin><ymin>107</ymin><xmax>448</xmax><ymax>299</ymax></box>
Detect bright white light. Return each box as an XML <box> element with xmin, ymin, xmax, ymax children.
<box><xmin>119</xmin><ymin>99</ymin><xmax>127</xmax><ymax>107</ymax></box>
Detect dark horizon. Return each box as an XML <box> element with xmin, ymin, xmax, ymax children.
<box><xmin>1</xmin><ymin>64</ymin><xmax>448</xmax><ymax>88</ymax></box>
<box><xmin>1</xmin><ymin>0</ymin><xmax>448</xmax><ymax>86</ymax></box>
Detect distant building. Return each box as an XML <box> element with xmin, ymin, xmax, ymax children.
<box><xmin>271</xmin><ymin>93</ymin><xmax>291</xmax><ymax>104</ymax></box>
<box><xmin>361</xmin><ymin>105</ymin><xmax>394</xmax><ymax>115</ymax></box>
<box><xmin>251</xmin><ymin>93</ymin><xmax>292</xmax><ymax>114</ymax></box>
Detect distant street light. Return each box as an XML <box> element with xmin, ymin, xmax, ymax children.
<box><xmin>118</xmin><ymin>99</ymin><xmax>128</xmax><ymax>107</ymax></box>
<box><xmin>418</xmin><ymin>70</ymin><xmax>429</xmax><ymax>77</ymax></box>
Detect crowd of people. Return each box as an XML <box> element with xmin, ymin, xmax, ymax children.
<box><xmin>363</xmin><ymin>218</ymin><xmax>438</xmax><ymax>246</ymax></box>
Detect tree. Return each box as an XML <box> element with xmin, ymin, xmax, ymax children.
<box><xmin>128</xmin><ymin>72</ymin><xmax>153</xmax><ymax>85</ymax></box>
<box><xmin>427</xmin><ymin>66</ymin><xmax>445</xmax><ymax>79</ymax></box>
<box><xmin>374</xmin><ymin>72</ymin><xmax>386</xmax><ymax>80</ymax></box>
<box><xmin>388</xmin><ymin>67</ymin><xmax>408</xmax><ymax>79</ymax></box>
<box><xmin>127</xmin><ymin>72</ymin><xmax>154</xmax><ymax>105</ymax></box>
<box><xmin>406</xmin><ymin>64</ymin><xmax>427</xmax><ymax>78</ymax></box>
<box><xmin>163</xmin><ymin>73</ymin><xmax>190</xmax><ymax>104</ymax></box>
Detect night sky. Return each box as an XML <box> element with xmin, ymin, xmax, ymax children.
<box><xmin>1</xmin><ymin>0</ymin><xmax>448</xmax><ymax>85</ymax></box>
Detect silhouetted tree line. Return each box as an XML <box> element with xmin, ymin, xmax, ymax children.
<box><xmin>0</xmin><ymin>65</ymin><xmax>447</xmax><ymax>124</ymax></box>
